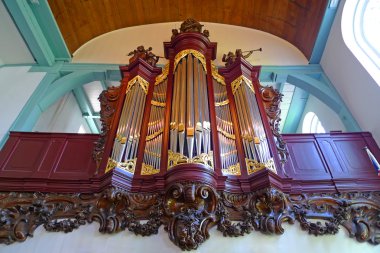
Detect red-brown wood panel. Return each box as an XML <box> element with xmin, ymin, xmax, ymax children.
<box><xmin>283</xmin><ymin>134</ymin><xmax>331</xmax><ymax>180</ymax></box>
<box><xmin>316</xmin><ymin>133</ymin><xmax>380</xmax><ymax>179</ymax></box>
<box><xmin>51</xmin><ymin>138</ymin><xmax>97</xmax><ymax>180</ymax></box>
<box><xmin>0</xmin><ymin>132</ymin><xmax>98</xmax><ymax>181</ymax></box>
<box><xmin>1</xmin><ymin>137</ymin><xmax>50</xmax><ymax>178</ymax></box>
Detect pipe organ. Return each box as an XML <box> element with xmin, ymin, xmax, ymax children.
<box><xmin>99</xmin><ymin>18</ymin><xmax>284</xmax><ymax>191</ymax></box>
<box><xmin>3</xmin><ymin>18</ymin><xmax>380</xmax><ymax>252</ymax></box>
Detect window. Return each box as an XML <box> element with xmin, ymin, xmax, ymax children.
<box><xmin>342</xmin><ymin>0</ymin><xmax>380</xmax><ymax>85</ymax></box>
<box><xmin>302</xmin><ymin>112</ymin><xmax>326</xmax><ymax>133</ymax></box>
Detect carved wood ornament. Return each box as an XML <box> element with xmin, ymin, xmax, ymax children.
<box><xmin>1</xmin><ymin>19</ymin><xmax>380</xmax><ymax>251</ymax></box>
<box><xmin>1</xmin><ymin>188</ymin><xmax>380</xmax><ymax>250</ymax></box>
<box><xmin>260</xmin><ymin>85</ymin><xmax>289</xmax><ymax>166</ymax></box>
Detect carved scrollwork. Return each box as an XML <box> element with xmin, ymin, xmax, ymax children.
<box><xmin>288</xmin><ymin>192</ymin><xmax>380</xmax><ymax>245</ymax></box>
<box><xmin>167</xmin><ymin>150</ymin><xmax>214</xmax><ymax>170</ymax></box>
<box><xmin>250</xmin><ymin>188</ymin><xmax>294</xmax><ymax>234</ymax></box>
<box><xmin>260</xmin><ymin>85</ymin><xmax>288</xmax><ymax>166</ymax></box>
<box><xmin>0</xmin><ymin>192</ymin><xmax>96</xmax><ymax>244</ymax></box>
<box><xmin>1</xmin><ymin>189</ymin><xmax>380</xmax><ymax>250</ymax></box>
<box><xmin>164</xmin><ymin>182</ymin><xmax>218</xmax><ymax>250</ymax></box>
<box><xmin>93</xmin><ymin>86</ymin><xmax>121</xmax><ymax>171</ymax></box>
<box><xmin>216</xmin><ymin>188</ymin><xmax>294</xmax><ymax>237</ymax></box>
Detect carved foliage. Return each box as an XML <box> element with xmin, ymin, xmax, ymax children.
<box><xmin>260</xmin><ymin>85</ymin><xmax>289</xmax><ymax>165</ymax></box>
<box><xmin>216</xmin><ymin>188</ymin><xmax>294</xmax><ymax>237</ymax></box>
<box><xmin>0</xmin><ymin>192</ymin><xmax>95</xmax><ymax>244</ymax></box>
<box><xmin>93</xmin><ymin>86</ymin><xmax>121</xmax><ymax>170</ymax></box>
<box><xmin>164</xmin><ymin>182</ymin><xmax>218</xmax><ymax>251</ymax></box>
<box><xmin>289</xmin><ymin>192</ymin><xmax>380</xmax><ymax>244</ymax></box>
<box><xmin>0</xmin><ymin>189</ymin><xmax>162</xmax><ymax>245</ymax></box>
<box><xmin>1</xmin><ymin>190</ymin><xmax>380</xmax><ymax>249</ymax></box>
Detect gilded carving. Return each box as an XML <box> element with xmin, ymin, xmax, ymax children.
<box><xmin>168</xmin><ymin>150</ymin><xmax>214</xmax><ymax>170</ymax></box>
<box><xmin>211</xmin><ymin>62</ymin><xmax>226</xmax><ymax>86</ymax></box>
<box><xmin>155</xmin><ymin>63</ymin><xmax>169</xmax><ymax>85</ymax></box>
<box><xmin>246</xmin><ymin>158</ymin><xmax>266</xmax><ymax>175</ymax></box>
<box><xmin>217</xmin><ymin>128</ymin><xmax>235</xmax><ymax>140</ymax></box>
<box><xmin>231</xmin><ymin>75</ymin><xmax>255</xmax><ymax>95</ymax></box>
<box><xmin>141</xmin><ymin>163</ymin><xmax>160</xmax><ymax>175</ymax></box>
<box><xmin>105</xmin><ymin>157</ymin><xmax>117</xmax><ymax>173</ymax></box>
<box><xmin>151</xmin><ymin>100</ymin><xmax>166</xmax><ymax>107</ymax></box>
<box><xmin>105</xmin><ymin>158</ymin><xmax>136</xmax><ymax>174</ymax></box>
<box><xmin>215</xmin><ymin>99</ymin><xmax>229</xmax><ymax>107</ymax></box>
<box><xmin>174</xmin><ymin>50</ymin><xmax>207</xmax><ymax>73</ymax></box>
<box><xmin>117</xmin><ymin>158</ymin><xmax>136</xmax><ymax>174</ymax></box>
<box><xmin>222</xmin><ymin>163</ymin><xmax>241</xmax><ymax>176</ymax></box>
<box><xmin>126</xmin><ymin>75</ymin><xmax>149</xmax><ymax>94</ymax></box>
<box><xmin>145</xmin><ymin>128</ymin><xmax>164</xmax><ymax>141</ymax></box>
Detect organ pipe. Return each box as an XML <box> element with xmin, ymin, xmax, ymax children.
<box><xmin>103</xmin><ymin>19</ymin><xmax>279</xmax><ymax>179</ymax></box>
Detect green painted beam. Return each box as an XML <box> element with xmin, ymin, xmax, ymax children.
<box><xmin>100</xmin><ymin>79</ymin><xmax>108</xmax><ymax>90</ymax></box>
<box><xmin>38</xmin><ymin>70</ymin><xmax>106</xmax><ymax>111</ymax></box>
<box><xmin>260</xmin><ymin>64</ymin><xmax>324</xmax><ymax>82</ymax></box>
<box><xmin>28</xmin><ymin>0</ymin><xmax>70</xmax><ymax>61</ymax></box>
<box><xmin>309</xmin><ymin>0</ymin><xmax>340</xmax><ymax>64</ymax></box>
<box><xmin>4</xmin><ymin>0</ymin><xmax>55</xmax><ymax>66</ymax></box>
<box><xmin>286</xmin><ymin>74</ymin><xmax>360</xmax><ymax>131</ymax></box>
<box><xmin>73</xmin><ymin>87</ymin><xmax>99</xmax><ymax>133</ymax></box>
<box><xmin>282</xmin><ymin>88</ymin><xmax>309</xmax><ymax>133</ymax></box>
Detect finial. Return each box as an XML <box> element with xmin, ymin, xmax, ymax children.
<box><xmin>171</xmin><ymin>18</ymin><xmax>210</xmax><ymax>40</ymax></box>
<box><xmin>127</xmin><ymin>45</ymin><xmax>159</xmax><ymax>67</ymax></box>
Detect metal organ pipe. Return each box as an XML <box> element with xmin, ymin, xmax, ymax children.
<box><xmin>143</xmin><ymin>77</ymin><xmax>168</xmax><ymax>173</ymax></box>
<box><xmin>231</xmin><ymin>77</ymin><xmax>275</xmax><ymax>173</ymax></box>
<box><xmin>169</xmin><ymin>53</ymin><xmax>212</xmax><ymax>164</ymax></box>
<box><xmin>212</xmin><ymin>77</ymin><xmax>239</xmax><ymax>175</ymax></box>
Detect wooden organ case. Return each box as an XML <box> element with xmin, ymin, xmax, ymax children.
<box><xmin>97</xmin><ymin>19</ymin><xmax>284</xmax><ymax>193</ymax></box>
<box><xmin>2</xmin><ymin>19</ymin><xmax>380</xmax><ymax>251</ymax></box>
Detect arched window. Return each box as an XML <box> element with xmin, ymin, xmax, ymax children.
<box><xmin>342</xmin><ymin>0</ymin><xmax>380</xmax><ymax>86</ymax></box>
<box><xmin>302</xmin><ymin>112</ymin><xmax>326</xmax><ymax>133</ymax></box>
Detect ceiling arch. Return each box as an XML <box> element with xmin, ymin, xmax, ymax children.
<box><xmin>72</xmin><ymin>22</ymin><xmax>308</xmax><ymax>66</ymax></box>
<box><xmin>47</xmin><ymin>0</ymin><xmax>327</xmax><ymax>59</ymax></box>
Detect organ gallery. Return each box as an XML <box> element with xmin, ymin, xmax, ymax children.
<box><xmin>1</xmin><ymin>19</ymin><xmax>380</xmax><ymax>251</ymax></box>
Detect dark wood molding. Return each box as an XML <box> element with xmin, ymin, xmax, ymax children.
<box><xmin>260</xmin><ymin>85</ymin><xmax>289</xmax><ymax>166</ymax></box>
<box><xmin>1</xmin><ymin>187</ymin><xmax>380</xmax><ymax>250</ymax></box>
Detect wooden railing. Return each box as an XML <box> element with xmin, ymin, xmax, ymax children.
<box><xmin>0</xmin><ymin>132</ymin><xmax>99</xmax><ymax>192</ymax></box>
<box><xmin>1</xmin><ymin>131</ymin><xmax>379</xmax><ymax>193</ymax></box>
<box><xmin>283</xmin><ymin>132</ymin><xmax>380</xmax><ymax>192</ymax></box>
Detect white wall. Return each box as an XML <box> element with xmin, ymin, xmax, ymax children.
<box><xmin>0</xmin><ymin>223</ymin><xmax>377</xmax><ymax>253</ymax></box>
<box><xmin>33</xmin><ymin>92</ymin><xmax>90</xmax><ymax>133</ymax></box>
<box><xmin>0</xmin><ymin>1</ymin><xmax>35</xmax><ymax>65</ymax></box>
<box><xmin>321</xmin><ymin>0</ymin><xmax>380</xmax><ymax>145</ymax></box>
<box><xmin>297</xmin><ymin>95</ymin><xmax>346</xmax><ymax>133</ymax></box>
<box><xmin>0</xmin><ymin>66</ymin><xmax>45</xmax><ymax>143</ymax></box>
<box><xmin>73</xmin><ymin>22</ymin><xmax>308</xmax><ymax>66</ymax></box>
